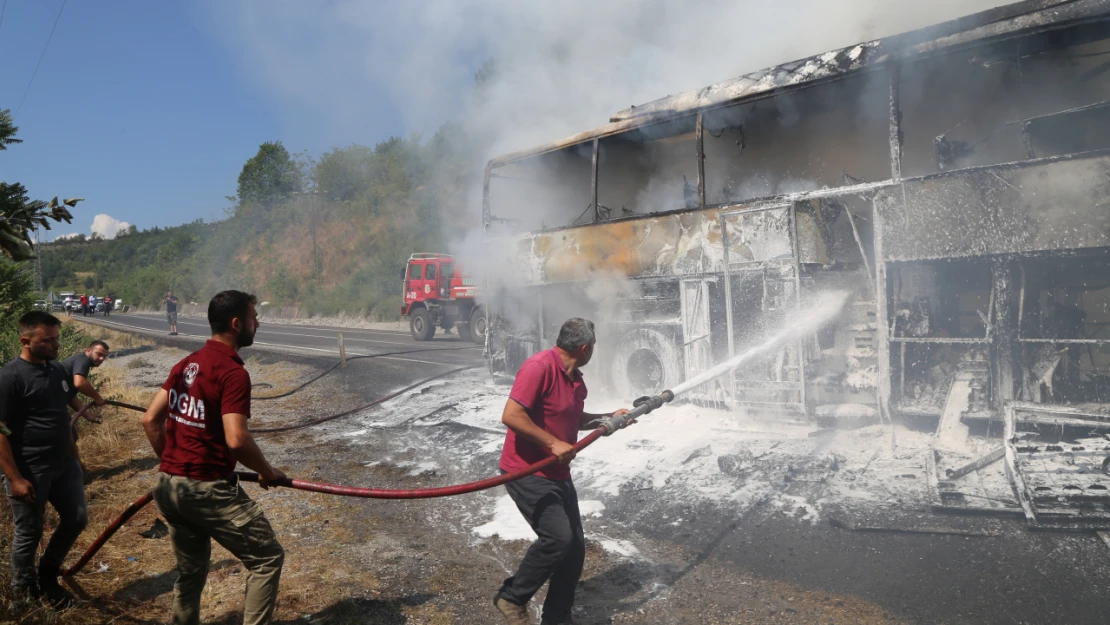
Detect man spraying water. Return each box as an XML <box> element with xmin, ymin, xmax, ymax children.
<box><xmin>494</xmin><ymin>318</ymin><xmax>631</xmax><ymax>625</ymax></box>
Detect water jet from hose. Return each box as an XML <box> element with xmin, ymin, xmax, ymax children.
<box><xmin>599</xmin><ymin>290</ymin><xmax>851</xmax><ymax>432</ymax></box>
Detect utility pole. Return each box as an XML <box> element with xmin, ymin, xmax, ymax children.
<box><xmin>311</xmin><ymin>188</ymin><xmax>319</xmax><ymax>279</ymax></box>
<box><xmin>32</xmin><ymin>229</ymin><xmax>43</xmax><ymax>294</ymax></box>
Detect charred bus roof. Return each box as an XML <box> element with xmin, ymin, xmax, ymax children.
<box><xmin>488</xmin><ymin>0</ymin><xmax>1109</xmax><ymax>168</ymax></box>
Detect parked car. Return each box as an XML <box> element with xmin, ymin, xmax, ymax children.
<box><xmin>51</xmin><ymin>300</ymin><xmax>65</xmax><ymax>312</ymax></box>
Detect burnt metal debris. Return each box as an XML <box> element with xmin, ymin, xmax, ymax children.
<box><xmin>480</xmin><ymin>0</ymin><xmax>1110</xmax><ymax>529</ymax></box>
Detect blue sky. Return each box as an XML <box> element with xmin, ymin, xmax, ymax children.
<box><xmin>0</xmin><ymin>1</ymin><xmax>416</xmax><ymax>238</ymax></box>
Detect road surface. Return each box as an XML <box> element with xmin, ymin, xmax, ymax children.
<box><xmin>75</xmin><ymin>312</ymin><xmax>483</xmax><ymax>369</ymax></box>
<box><xmin>76</xmin><ymin>311</ymin><xmax>1110</xmax><ymax>624</ymax></box>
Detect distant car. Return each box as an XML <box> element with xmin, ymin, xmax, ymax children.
<box><xmin>51</xmin><ymin>300</ymin><xmax>65</xmax><ymax>311</ymax></box>
<box><xmin>33</xmin><ymin>300</ymin><xmax>49</xmax><ymax>311</ymax></box>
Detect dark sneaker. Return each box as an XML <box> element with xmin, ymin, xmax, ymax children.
<box><xmin>38</xmin><ymin>574</ymin><xmax>75</xmax><ymax>608</ymax></box>
<box><xmin>541</xmin><ymin>617</ymin><xmax>574</xmax><ymax>625</ymax></box>
<box><xmin>494</xmin><ymin>595</ymin><xmax>531</xmax><ymax>625</ymax></box>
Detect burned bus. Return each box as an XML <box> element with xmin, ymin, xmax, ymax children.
<box><xmin>479</xmin><ymin>0</ymin><xmax>1110</xmax><ymax>428</ymax></box>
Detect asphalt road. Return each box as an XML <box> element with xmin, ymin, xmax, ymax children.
<box><xmin>74</xmin><ymin>311</ymin><xmax>1110</xmax><ymax>624</ymax></box>
<box><xmin>74</xmin><ymin>312</ymin><xmax>484</xmax><ymax>369</ymax></box>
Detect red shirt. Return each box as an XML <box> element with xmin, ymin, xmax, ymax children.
<box><xmin>79</xmin><ymin>295</ymin><xmax>88</xmax><ymax>306</ymax></box>
<box><xmin>159</xmin><ymin>340</ymin><xmax>252</xmax><ymax>480</ymax></box>
<box><xmin>499</xmin><ymin>348</ymin><xmax>587</xmax><ymax>481</ymax></box>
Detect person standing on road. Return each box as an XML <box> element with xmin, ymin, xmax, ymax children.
<box><xmin>79</xmin><ymin>293</ymin><xmax>89</xmax><ymax>317</ymax></box>
<box><xmin>88</xmin><ymin>295</ymin><xmax>98</xmax><ymax>316</ymax></box>
<box><xmin>494</xmin><ymin>318</ymin><xmax>630</xmax><ymax>625</ymax></box>
<box><xmin>63</xmin><ymin>296</ymin><xmax>73</xmax><ymax>317</ymax></box>
<box><xmin>0</xmin><ymin>311</ymin><xmax>88</xmax><ymax>607</ymax></box>
<box><xmin>142</xmin><ymin>290</ymin><xmax>286</xmax><ymax>625</ymax></box>
<box><xmin>163</xmin><ymin>290</ymin><xmax>179</xmax><ymax>336</ymax></box>
<box><xmin>103</xmin><ymin>296</ymin><xmax>112</xmax><ymax>316</ymax></box>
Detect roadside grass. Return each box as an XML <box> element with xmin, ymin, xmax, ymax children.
<box><xmin>0</xmin><ymin>339</ymin><xmax>456</xmax><ymax>625</ymax></box>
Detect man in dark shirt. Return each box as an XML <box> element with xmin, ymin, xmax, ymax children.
<box><xmin>163</xmin><ymin>291</ymin><xmax>179</xmax><ymax>336</ymax></box>
<box><xmin>143</xmin><ymin>290</ymin><xmax>286</xmax><ymax>625</ymax></box>
<box><xmin>0</xmin><ymin>311</ymin><xmax>87</xmax><ymax>606</ymax></box>
<box><xmin>62</xmin><ymin>340</ymin><xmax>110</xmax><ymax>425</ymax></box>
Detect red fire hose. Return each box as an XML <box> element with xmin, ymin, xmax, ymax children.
<box><xmin>63</xmin><ymin>491</ymin><xmax>154</xmax><ymax>577</ymax></box>
<box><xmin>62</xmin><ymin>380</ymin><xmax>667</xmax><ymax>577</ymax></box>
<box><xmin>62</xmin><ymin>421</ymin><xmax>606</xmax><ymax>577</ymax></box>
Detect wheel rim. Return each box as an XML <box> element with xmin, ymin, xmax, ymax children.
<box><xmin>474</xmin><ymin>317</ymin><xmax>487</xmax><ymax>338</ymax></box>
<box><xmin>414</xmin><ymin>317</ymin><xmax>425</xmax><ymax>333</ymax></box>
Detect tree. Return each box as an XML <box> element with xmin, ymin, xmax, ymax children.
<box><xmin>0</xmin><ymin>261</ymin><xmax>34</xmax><ymax>362</ymax></box>
<box><xmin>0</xmin><ymin>109</ymin><xmax>83</xmax><ymax>261</ymax></box>
<box><xmin>315</xmin><ymin>144</ymin><xmax>374</xmax><ymax>202</ymax></box>
<box><xmin>236</xmin><ymin>141</ymin><xmax>303</xmax><ymax>212</ymax></box>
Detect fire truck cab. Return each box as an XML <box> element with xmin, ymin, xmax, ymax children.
<box><xmin>401</xmin><ymin>253</ymin><xmax>486</xmax><ymax>343</ymax></box>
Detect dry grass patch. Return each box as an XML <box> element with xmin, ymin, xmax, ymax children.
<box><xmin>0</xmin><ymin>343</ymin><xmax>395</xmax><ymax>625</ymax></box>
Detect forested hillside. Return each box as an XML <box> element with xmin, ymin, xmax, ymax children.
<box><xmin>39</xmin><ymin>124</ymin><xmax>480</xmax><ymax>319</ymax></box>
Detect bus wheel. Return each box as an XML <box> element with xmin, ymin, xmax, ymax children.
<box><xmin>470</xmin><ymin>307</ymin><xmax>488</xmax><ymax>345</ymax></box>
<box><xmin>609</xmin><ymin>328</ymin><xmax>682</xmax><ymax>400</ymax></box>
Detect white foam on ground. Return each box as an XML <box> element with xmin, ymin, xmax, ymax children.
<box><xmin>597</xmin><ymin>539</ymin><xmax>640</xmax><ymax>557</ymax></box>
<box><xmin>472</xmin><ymin>495</ymin><xmax>642</xmax><ymax>557</ymax></box>
<box><xmin>338</xmin><ymin>369</ymin><xmax>941</xmax><ymax>524</ymax></box>
<box><xmin>473</xmin><ymin>495</ymin><xmax>535</xmax><ymax>541</ymax></box>
<box><xmin>326</xmin><ymin>308</ymin><xmax>964</xmax><ymax>554</ymax></box>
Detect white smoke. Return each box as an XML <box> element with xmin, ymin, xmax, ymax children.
<box><xmin>90</xmin><ymin>214</ymin><xmax>132</xmax><ymax>240</ymax></box>
<box><xmin>207</xmin><ymin>0</ymin><xmax>1009</xmax><ymax>159</ymax></box>
<box><xmin>205</xmin><ymin>0</ymin><xmax>1010</xmax><ymax>353</ymax></box>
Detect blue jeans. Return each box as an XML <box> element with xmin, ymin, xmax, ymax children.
<box><xmin>3</xmin><ymin>457</ymin><xmax>87</xmax><ymax>586</ymax></box>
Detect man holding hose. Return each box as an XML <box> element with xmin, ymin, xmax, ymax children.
<box><xmin>494</xmin><ymin>318</ymin><xmax>630</xmax><ymax>625</ymax></box>
<box><xmin>142</xmin><ymin>290</ymin><xmax>286</xmax><ymax>625</ymax></box>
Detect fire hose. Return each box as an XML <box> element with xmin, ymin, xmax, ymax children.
<box><xmin>62</xmin><ymin>386</ymin><xmax>674</xmax><ymax>577</ymax></box>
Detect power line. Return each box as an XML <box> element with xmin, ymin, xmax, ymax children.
<box><xmin>15</xmin><ymin>0</ymin><xmax>67</xmax><ymax>116</ymax></box>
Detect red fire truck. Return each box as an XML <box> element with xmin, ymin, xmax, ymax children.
<box><xmin>401</xmin><ymin>253</ymin><xmax>486</xmax><ymax>343</ymax></box>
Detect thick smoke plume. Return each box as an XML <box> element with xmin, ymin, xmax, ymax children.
<box><xmin>209</xmin><ymin>0</ymin><xmax>1010</xmax><ymax>337</ymax></box>
<box><xmin>212</xmin><ymin>0</ymin><xmax>1008</xmax><ymax>158</ymax></box>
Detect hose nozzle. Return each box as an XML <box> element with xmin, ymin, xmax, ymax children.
<box><xmin>599</xmin><ymin>390</ymin><xmax>674</xmax><ymax>435</ymax></box>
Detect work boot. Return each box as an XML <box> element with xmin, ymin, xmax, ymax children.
<box><xmin>37</xmin><ymin>571</ymin><xmax>75</xmax><ymax>609</ymax></box>
<box><xmin>494</xmin><ymin>595</ymin><xmax>531</xmax><ymax>624</ymax></box>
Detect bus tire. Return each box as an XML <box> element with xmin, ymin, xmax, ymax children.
<box><xmin>470</xmin><ymin>307</ymin><xmax>488</xmax><ymax>345</ymax></box>
<box><xmin>608</xmin><ymin>328</ymin><xmax>683</xmax><ymax>400</ymax></box>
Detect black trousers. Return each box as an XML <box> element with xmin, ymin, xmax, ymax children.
<box><xmin>498</xmin><ymin>474</ymin><xmax>585</xmax><ymax>623</ymax></box>
<box><xmin>4</xmin><ymin>457</ymin><xmax>87</xmax><ymax>587</ymax></box>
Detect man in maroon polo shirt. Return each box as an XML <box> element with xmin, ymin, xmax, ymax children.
<box><xmin>494</xmin><ymin>318</ymin><xmax>630</xmax><ymax>625</ymax></box>
<box><xmin>142</xmin><ymin>290</ymin><xmax>286</xmax><ymax>625</ymax></box>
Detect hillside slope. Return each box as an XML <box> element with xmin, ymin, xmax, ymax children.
<box><xmin>40</xmin><ymin>129</ymin><xmax>479</xmax><ymax>319</ymax></box>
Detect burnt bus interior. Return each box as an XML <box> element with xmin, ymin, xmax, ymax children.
<box><xmin>483</xmin><ymin>3</ymin><xmax>1110</xmax><ymax>425</ymax></box>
